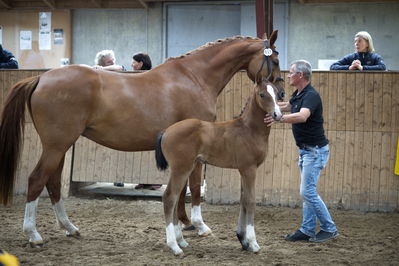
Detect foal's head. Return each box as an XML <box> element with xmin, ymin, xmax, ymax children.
<box><xmin>255</xmin><ymin>80</ymin><xmax>283</xmax><ymax>121</ymax></box>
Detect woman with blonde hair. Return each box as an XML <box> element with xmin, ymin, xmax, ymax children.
<box><xmin>330</xmin><ymin>31</ymin><xmax>386</xmax><ymax>70</ymax></box>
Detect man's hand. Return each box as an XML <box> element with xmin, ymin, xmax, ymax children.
<box><xmin>264</xmin><ymin>114</ymin><xmax>276</xmax><ymax>127</ymax></box>
<box><xmin>277</xmin><ymin>101</ymin><xmax>291</xmax><ymax>112</ymax></box>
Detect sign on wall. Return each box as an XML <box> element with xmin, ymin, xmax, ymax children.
<box><xmin>39</xmin><ymin>12</ymin><xmax>51</xmax><ymax>50</ymax></box>
<box><xmin>20</xmin><ymin>30</ymin><xmax>32</xmax><ymax>50</ymax></box>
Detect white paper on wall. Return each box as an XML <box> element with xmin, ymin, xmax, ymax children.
<box><xmin>20</xmin><ymin>30</ymin><xmax>32</xmax><ymax>50</ymax></box>
<box><xmin>39</xmin><ymin>12</ymin><xmax>52</xmax><ymax>50</ymax></box>
<box><xmin>39</xmin><ymin>30</ymin><xmax>51</xmax><ymax>50</ymax></box>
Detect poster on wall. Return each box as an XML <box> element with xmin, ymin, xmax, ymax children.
<box><xmin>39</xmin><ymin>12</ymin><xmax>51</xmax><ymax>50</ymax></box>
<box><xmin>39</xmin><ymin>12</ymin><xmax>51</xmax><ymax>31</ymax></box>
<box><xmin>39</xmin><ymin>31</ymin><xmax>51</xmax><ymax>50</ymax></box>
<box><xmin>53</xmin><ymin>29</ymin><xmax>64</xmax><ymax>45</ymax></box>
<box><xmin>0</xmin><ymin>26</ymin><xmax>2</xmax><ymax>45</ymax></box>
<box><xmin>20</xmin><ymin>30</ymin><xmax>32</xmax><ymax>50</ymax></box>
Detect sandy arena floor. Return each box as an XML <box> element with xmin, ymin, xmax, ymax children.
<box><xmin>1</xmin><ymin>195</ymin><xmax>398</xmax><ymax>265</ymax></box>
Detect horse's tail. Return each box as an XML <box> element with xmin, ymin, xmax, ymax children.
<box><xmin>155</xmin><ymin>131</ymin><xmax>169</xmax><ymax>171</ymax></box>
<box><xmin>0</xmin><ymin>76</ymin><xmax>40</xmax><ymax>206</ymax></box>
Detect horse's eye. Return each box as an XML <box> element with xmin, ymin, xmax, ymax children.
<box><xmin>259</xmin><ymin>93</ymin><xmax>265</xmax><ymax>98</ymax></box>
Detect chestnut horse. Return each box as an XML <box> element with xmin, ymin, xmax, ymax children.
<box><xmin>155</xmin><ymin>80</ymin><xmax>282</xmax><ymax>255</ymax></box>
<box><xmin>0</xmin><ymin>31</ymin><xmax>283</xmax><ymax>247</ymax></box>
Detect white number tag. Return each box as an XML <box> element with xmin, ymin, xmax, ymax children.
<box><xmin>264</xmin><ymin>48</ymin><xmax>273</xmax><ymax>57</ymax></box>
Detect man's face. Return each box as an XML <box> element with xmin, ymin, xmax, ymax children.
<box><xmin>288</xmin><ymin>64</ymin><xmax>301</xmax><ymax>87</ymax></box>
<box><xmin>103</xmin><ymin>55</ymin><xmax>115</xmax><ymax>66</ymax></box>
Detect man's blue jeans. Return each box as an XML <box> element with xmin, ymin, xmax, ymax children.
<box><xmin>298</xmin><ymin>144</ymin><xmax>337</xmax><ymax>237</ymax></box>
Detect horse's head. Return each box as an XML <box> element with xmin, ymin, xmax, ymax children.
<box><xmin>255</xmin><ymin>80</ymin><xmax>283</xmax><ymax>121</ymax></box>
<box><xmin>248</xmin><ymin>30</ymin><xmax>285</xmax><ymax>101</ymax></box>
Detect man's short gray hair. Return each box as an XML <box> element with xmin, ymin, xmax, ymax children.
<box><xmin>291</xmin><ymin>60</ymin><xmax>312</xmax><ymax>81</ymax></box>
<box><xmin>94</xmin><ymin>50</ymin><xmax>115</xmax><ymax>66</ymax></box>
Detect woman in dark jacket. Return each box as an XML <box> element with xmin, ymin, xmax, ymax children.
<box><xmin>330</xmin><ymin>31</ymin><xmax>386</xmax><ymax>71</ymax></box>
<box><xmin>0</xmin><ymin>45</ymin><xmax>18</xmax><ymax>69</ymax></box>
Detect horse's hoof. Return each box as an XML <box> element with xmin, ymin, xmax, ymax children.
<box><xmin>248</xmin><ymin>243</ymin><xmax>261</xmax><ymax>253</ymax></box>
<box><xmin>183</xmin><ymin>224</ymin><xmax>196</xmax><ymax>231</ymax></box>
<box><xmin>178</xmin><ymin>239</ymin><xmax>189</xmax><ymax>248</ymax></box>
<box><xmin>168</xmin><ymin>244</ymin><xmax>184</xmax><ymax>256</ymax></box>
<box><xmin>198</xmin><ymin>229</ymin><xmax>212</xmax><ymax>237</ymax></box>
<box><xmin>173</xmin><ymin>249</ymin><xmax>184</xmax><ymax>256</ymax></box>
<box><xmin>66</xmin><ymin>230</ymin><xmax>81</xmax><ymax>239</ymax></box>
<box><xmin>29</xmin><ymin>240</ymin><xmax>44</xmax><ymax>248</ymax></box>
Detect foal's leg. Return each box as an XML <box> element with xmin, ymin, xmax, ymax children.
<box><xmin>163</xmin><ymin>168</ymin><xmax>192</xmax><ymax>255</ymax></box>
<box><xmin>189</xmin><ymin>162</ymin><xmax>211</xmax><ymax>236</ymax></box>
<box><xmin>23</xmin><ymin>149</ymin><xmax>66</xmax><ymax>247</ymax></box>
<box><xmin>237</xmin><ymin>167</ymin><xmax>260</xmax><ymax>252</ymax></box>
<box><xmin>173</xmin><ymin>200</ymin><xmax>188</xmax><ymax>249</ymax></box>
<box><xmin>177</xmin><ymin>181</ymin><xmax>192</xmax><ymax>228</ymax></box>
<box><xmin>237</xmin><ymin>181</ymin><xmax>248</xmax><ymax>249</ymax></box>
<box><xmin>46</xmin><ymin>156</ymin><xmax>80</xmax><ymax>238</ymax></box>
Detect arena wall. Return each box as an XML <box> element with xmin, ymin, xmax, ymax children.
<box><xmin>1</xmin><ymin>69</ymin><xmax>398</xmax><ymax>211</ymax></box>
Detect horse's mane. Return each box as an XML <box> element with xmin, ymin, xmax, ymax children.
<box><xmin>234</xmin><ymin>94</ymin><xmax>253</xmax><ymax>119</ymax></box>
<box><xmin>166</xmin><ymin>36</ymin><xmax>260</xmax><ymax>62</ymax></box>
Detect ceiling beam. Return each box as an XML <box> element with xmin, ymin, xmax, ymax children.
<box><xmin>138</xmin><ymin>0</ymin><xmax>148</xmax><ymax>9</ymax></box>
<box><xmin>91</xmin><ymin>0</ymin><xmax>102</xmax><ymax>8</ymax></box>
<box><xmin>43</xmin><ymin>0</ymin><xmax>56</xmax><ymax>9</ymax></box>
<box><xmin>0</xmin><ymin>0</ymin><xmax>11</xmax><ymax>9</ymax></box>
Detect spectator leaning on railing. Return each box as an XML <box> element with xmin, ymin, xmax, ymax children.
<box><xmin>0</xmin><ymin>45</ymin><xmax>18</xmax><ymax>69</ymax></box>
<box><xmin>330</xmin><ymin>31</ymin><xmax>386</xmax><ymax>71</ymax></box>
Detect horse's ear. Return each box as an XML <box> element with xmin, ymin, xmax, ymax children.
<box><xmin>269</xmin><ymin>30</ymin><xmax>278</xmax><ymax>46</ymax></box>
<box><xmin>261</xmin><ymin>32</ymin><xmax>267</xmax><ymax>39</ymax></box>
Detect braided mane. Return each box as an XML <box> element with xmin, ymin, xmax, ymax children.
<box><xmin>234</xmin><ymin>94</ymin><xmax>253</xmax><ymax>119</ymax></box>
<box><xmin>166</xmin><ymin>36</ymin><xmax>260</xmax><ymax>62</ymax></box>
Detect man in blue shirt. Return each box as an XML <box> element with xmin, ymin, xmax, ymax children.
<box><xmin>265</xmin><ymin>60</ymin><xmax>339</xmax><ymax>243</ymax></box>
<box><xmin>0</xmin><ymin>45</ymin><xmax>18</xmax><ymax>69</ymax></box>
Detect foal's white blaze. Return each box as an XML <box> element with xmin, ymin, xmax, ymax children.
<box><xmin>246</xmin><ymin>224</ymin><xmax>260</xmax><ymax>252</ymax></box>
<box><xmin>53</xmin><ymin>199</ymin><xmax>79</xmax><ymax>236</ymax></box>
<box><xmin>166</xmin><ymin>223</ymin><xmax>183</xmax><ymax>255</ymax></box>
<box><xmin>23</xmin><ymin>199</ymin><xmax>43</xmax><ymax>244</ymax></box>
<box><xmin>266</xmin><ymin>84</ymin><xmax>283</xmax><ymax>120</ymax></box>
<box><xmin>191</xmin><ymin>205</ymin><xmax>212</xmax><ymax>236</ymax></box>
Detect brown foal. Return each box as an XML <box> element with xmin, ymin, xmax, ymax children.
<box><xmin>155</xmin><ymin>80</ymin><xmax>282</xmax><ymax>255</ymax></box>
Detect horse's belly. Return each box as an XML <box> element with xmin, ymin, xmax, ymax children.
<box><xmin>197</xmin><ymin>153</ymin><xmax>237</xmax><ymax>169</ymax></box>
<box><xmin>82</xmin><ymin>127</ymin><xmax>159</xmax><ymax>152</ymax></box>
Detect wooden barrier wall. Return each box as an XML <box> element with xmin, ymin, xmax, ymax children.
<box><xmin>207</xmin><ymin>71</ymin><xmax>399</xmax><ymax>213</ymax></box>
<box><xmin>0</xmin><ymin>70</ymin><xmax>72</xmax><ymax>197</ymax></box>
<box><xmin>1</xmin><ymin>70</ymin><xmax>398</xmax><ymax>211</ymax></box>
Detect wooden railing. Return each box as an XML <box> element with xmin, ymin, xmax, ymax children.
<box><xmin>1</xmin><ymin>69</ymin><xmax>398</xmax><ymax>211</ymax></box>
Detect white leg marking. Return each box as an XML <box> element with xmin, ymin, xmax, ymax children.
<box><xmin>174</xmin><ymin>224</ymin><xmax>188</xmax><ymax>248</ymax></box>
<box><xmin>166</xmin><ymin>223</ymin><xmax>183</xmax><ymax>255</ymax></box>
<box><xmin>53</xmin><ymin>199</ymin><xmax>79</xmax><ymax>236</ymax></box>
<box><xmin>191</xmin><ymin>205</ymin><xmax>212</xmax><ymax>236</ymax></box>
<box><xmin>23</xmin><ymin>199</ymin><xmax>43</xmax><ymax>245</ymax></box>
<box><xmin>246</xmin><ymin>224</ymin><xmax>260</xmax><ymax>253</ymax></box>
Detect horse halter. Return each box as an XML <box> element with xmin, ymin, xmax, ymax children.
<box><xmin>256</xmin><ymin>39</ymin><xmax>279</xmax><ymax>81</ymax></box>
<box><xmin>256</xmin><ymin>40</ymin><xmax>285</xmax><ymax>100</ymax></box>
